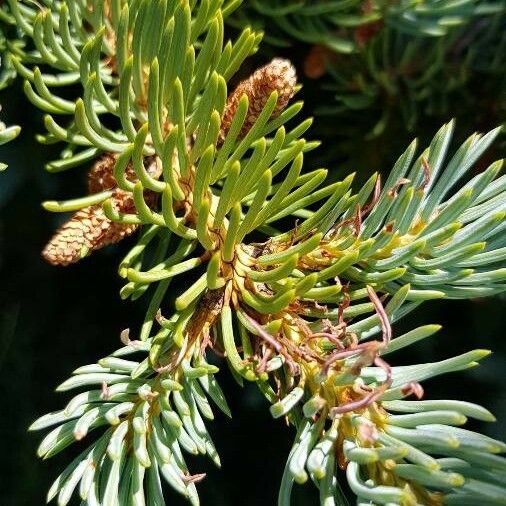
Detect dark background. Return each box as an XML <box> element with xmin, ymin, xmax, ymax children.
<box><xmin>0</xmin><ymin>52</ymin><xmax>505</xmax><ymax>505</ymax></box>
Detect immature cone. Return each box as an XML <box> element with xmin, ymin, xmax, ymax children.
<box><xmin>220</xmin><ymin>58</ymin><xmax>297</xmax><ymax>141</ymax></box>
<box><xmin>42</xmin><ymin>156</ymin><xmax>158</xmax><ymax>266</ymax></box>
<box><xmin>87</xmin><ymin>153</ymin><xmax>120</xmax><ymax>193</ymax></box>
<box><xmin>86</xmin><ymin>153</ymin><xmax>150</xmax><ymax>193</ymax></box>
<box><xmin>42</xmin><ymin>190</ymin><xmax>139</xmax><ymax>266</ymax></box>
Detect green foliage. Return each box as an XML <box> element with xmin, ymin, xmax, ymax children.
<box><xmin>1</xmin><ymin>1</ymin><xmax>505</xmax><ymax>505</ymax></box>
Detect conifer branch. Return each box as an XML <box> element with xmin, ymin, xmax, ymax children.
<box><xmin>0</xmin><ymin>1</ymin><xmax>504</xmax><ymax>505</ymax></box>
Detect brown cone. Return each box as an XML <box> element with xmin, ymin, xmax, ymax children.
<box><xmin>87</xmin><ymin>154</ymin><xmax>160</xmax><ymax>193</ymax></box>
<box><xmin>43</xmin><ymin>155</ymin><xmax>159</xmax><ymax>266</ymax></box>
<box><xmin>87</xmin><ymin>154</ymin><xmax>118</xmax><ymax>193</ymax></box>
<box><xmin>220</xmin><ymin>58</ymin><xmax>297</xmax><ymax>142</ymax></box>
<box><xmin>41</xmin><ymin>189</ymin><xmax>140</xmax><ymax>266</ymax></box>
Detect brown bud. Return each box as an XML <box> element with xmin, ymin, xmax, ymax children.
<box><xmin>303</xmin><ymin>45</ymin><xmax>335</xmax><ymax>80</ymax></box>
<box><xmin>220</xmin><ymin>58</ymin><xmax>297</xmax><ymax>141</ymax></box>
<box><xmin>354</xmin><ymin>21</ymin><xmax>383</xmax><ymax>47</ymax></box>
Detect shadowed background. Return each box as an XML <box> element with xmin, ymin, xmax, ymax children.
<box><xmin>0</xmin><ymin>50</ymin><xmax>505</xmax><ymax>505</ymax></box>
